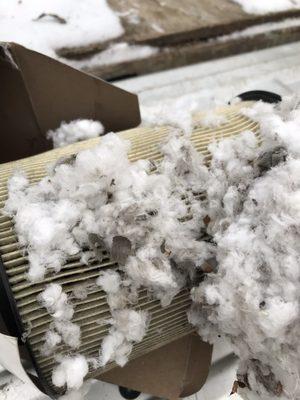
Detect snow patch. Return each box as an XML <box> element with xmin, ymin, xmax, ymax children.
<box><xmin>216</xmin><ymin>18</ymin><xmax>300</xmax><ymax>43</ymax></box>
<box><xmin>231</xmin><ymin>0</ymin><xmax>300</xmax><ymax>15</ymax></box>
<box><xmin>0</xmin><ymin>0</ymin><xmax>124</xmax><ymax>59</ymax></box>
<box><xmin>67</xmin><ymin>42</ymin><xmax>158</xmax><ymax>71</ymax></box>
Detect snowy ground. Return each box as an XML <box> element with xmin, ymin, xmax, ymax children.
<box><xmin>0</xmin><ymin>0</ymin><xmax>123</xmax><ymax>59</ymax></box>
<box><xmin>1</xmin><ymin>41</ymin><xmax>300</xmax><ymax>400</ymax></box>
<box><xmin>1</xmin><ymin>0</ymin><xmax>300</xmax><ymax>72</ymax></box>
<box><xmin>231</xmin><ymin>0</ymin><xmax>300</xmax><ymax>15</ymax></box>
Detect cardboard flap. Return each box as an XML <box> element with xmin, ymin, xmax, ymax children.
<box><xmin>99</xmin><ymin>334</ymin><xmax>213</xmax><ymax>399</ymax></box>
<box><xmin>0</xmin><ymin>42</ymin><xmax>141</xmax><ymax>163</ymax></box>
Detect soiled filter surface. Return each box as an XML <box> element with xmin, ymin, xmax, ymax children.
<box><xmin>0</xmin><ymin>103</ymin><xmax>258</xmax><ymax>395</ymax></box>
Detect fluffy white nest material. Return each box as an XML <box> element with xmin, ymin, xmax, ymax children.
<box><xmin>100</xmin><ymin>309</ymin><xmax>150</xmax><ymax>367</ymax></box>
<box><xmin>189</xmin><ymin>98</ymin><xmax>300</xmax><ymax>399</ymax></box>
<box><xmin>47</xmin><ymin>119</ymin><xmax>104</xmax><ymax>148</ymax></box>
<box><xmin>38</xmin><ymin>283</ymin><xmax>81</xmax><ymax>355</ymax></box>
<box><xmin>4</xmin><ymin>131</ymin><xmax>212</xmax><ymax>294</ymax></box>
<box><xmin>5</xmin><ymin>97</ymin><xmax>300</xmax><ymax>398</ymax></box>
<box><xmin>52</xmin><ymin>355</ymin><xmax>89</xmax><ymax>391</ymax></box>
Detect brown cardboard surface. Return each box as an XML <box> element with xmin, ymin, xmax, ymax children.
<box><xmin>0</xmin><ymin>42</ymin><xmax>140</xmax><ymax>163</ymax></box>
<box><xmin>99</xmin><ymin>333</ymin><xmax>212</xmax><ymax>399</ymax></box>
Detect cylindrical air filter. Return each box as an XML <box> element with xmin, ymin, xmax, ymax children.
<box><xmin>0</xmin><ymin>103</ymin><xmax>258</xmax><ymax>397</ymax></box>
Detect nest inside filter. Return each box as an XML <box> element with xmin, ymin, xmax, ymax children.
<box><xmin>4</xmin><ymin>98</ymin><xmax>300</xmax><ymax>399</ymax></box>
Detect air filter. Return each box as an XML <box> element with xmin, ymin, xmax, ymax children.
<box><xmin>0</xmin><ymin>103</ymin><xmax>258</xmax><ymax>397</ymax></box>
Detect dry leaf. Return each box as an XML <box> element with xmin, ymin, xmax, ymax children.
<box><xmin>111</xmin><ymin>236</ymin><xmax>132</xmax><ymax>265</ymax></box>
<box><xmin>88</xmin><ymin>233</ymin><xmax>106</xmax><ymax>262</ymax></box>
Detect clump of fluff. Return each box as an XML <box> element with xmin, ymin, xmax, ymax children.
<box><xmin>96</xmin><ymin>270</ymin><xmax>131</xmax><ymax>310</ymax></box>
<box><xmin>47</xmin><ymin>119</ymin><xmax>104</xmax><ymax>148</ymax></box>
<box><xmin>38</xmin><ymin>284</ymin><xmax>74</xmax><ymax>320</ymax></box>
<box><xmin>6</xmin><ymin>97</ymin><xmax>300</xmax><ymax>398</ymax></box>
<box><xmin>198</xmin><ymin>111</ymin><xmax>228</xmax><ymax>128</ymax></box>
<box><xmin>40</xmin><ymin>330</ymin><xmax>61</xmax><ymax>356</ymax></box>
<box><xmin>141</xmin><ymin>96</ymin><xmax>199</xmax><ymax>135</ymax></box>
<box><xmin>5</xmin><ymin>132</ymin><xmax>212</xmax><ymax>300</ymax></box>
<box><xmin>206</xmin><ymin>130</ymin><xmax>258</xmax><ymax>236</ymax></box>
<box><xmin>189</xmin><ymin>99</ymin><xmax>300</xmax><ymax>399</ymax></box>
<box><xmin>96</xmin><ymin>270</ymin><xmax>121</xmax><ymax>294</ymax></box>
<box><xmin>52</xmin><ymin>355</ymin><xmax>89</xmax><ymax>391</ymax></box>
<box><xmin>38</xmin><ymin>284</ymin><xmax>80</xmax><ymax>354</ymax></box>
<box><xmin>100</xmin><ymin>309</ymin><xmax>149</xmax><ymax>367</ymax></box>
<box><xmin>5</xmin><ymin>129</ymin><xmax>212</xmax><ymax>392</ymax></box>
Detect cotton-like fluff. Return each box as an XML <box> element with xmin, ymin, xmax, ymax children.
<box><xmin>38</xmin><ymin>284</ymin><xmax>80</xmax><ymax>353</ymax></box>
<box><xmin>99</xmin><ymin>309</ymin><xmax>149</xmax><ymax>367</ymax></box>
<box><xmin>5</xmin><ymin>132</ymin><xmax>212</xmax><ymax>301</ymax></box>
<box><xmin>96</xmin><ymin>270</ymin><xmax>121</xmax><ymax>294</ymax></box>
<box><xmin>47</xmin><ymin>119</ymin><xmax>104</xmax><ymax>148</ymax></box>
<box><xmin>141</xmin><ymin>96</ymin><xmax>200</xmax><ymax>135</ymax></box>
<box><xmin>52</xmin><ymin>355</ymin><xmax>89</xmax><ymax>391</ymax></box>
<box><xmin>54</xmin><ymin>320</ymin><xmax>81</xmax><ymax>349</ymax></box>
<box><xmin>100</xmin><ymin>330</ymin><xmax>133</xmax><ymax>367</ymax></box>
<box><xmin>40</xmin><ymin>330</ymin><xmax>62</xmax><ymax>356</ymax></box>
<box><xmin>4</xmin><ymin>133</ymin><xmax>130</xmax><ymax>281</ymax></box>
<box><xmin>9</xmin><ymin>97</ymin><xmax>300</xmax><ymax>398</ymax></box>
<box><xmin>206</xmin><ymin>130</ymin><xmax>258</xmax><ymax>237</ymax></box>
<box><xmin>198</xmin><ymin>111</ymin><xmax>228</xmax><ymax>128</ymax></box>
<box><xmin>112</xmin><ymin>309</ymin><xmax>150</xmax><ymax>342</ymax></box>
<box><xmin>38</xmin><ymin>283</ymin><xmax>74</xmax><ymax>320</ymax></box>
<box><xmin>96</xmin><ymin>270</ymin><xmax>130</xmax><ymax>310</ymax></box>
<box><xmin>189</xmin><ymin>99</ymin><xmax>300</xmax><ymax>399</ymax></box>
<box><xmin>5</xmin><ymin>130</ymin><xmax>212</xmax><ymax>387</ymax></box>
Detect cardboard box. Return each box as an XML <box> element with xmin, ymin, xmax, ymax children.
<box><xmin>0</xmin><ymin>43</ymin><xmax>212</xmax><ymax>399</ymax></box>
<box><xmin>0</xmin><ymin>42</ymin><xmax>141</xmax><ymax>163</ymax></box>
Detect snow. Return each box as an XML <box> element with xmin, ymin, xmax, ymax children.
<box><xmin>0</xmin><ymin>0</ymin><xmax>123</xmax><ymax>59</ymax></box>
<box><xmin>231</xmin><ymin>0</ymin><xmax>300</xmax><ymax>15</ymax></box>
<box><xmin>0</xmin><ymin>375</ymin><xmax>47</xmax><ymax>400</ymax></box>
<box><xmin>0</xmin><ymin>1</ymin><xmax>158</xmax><ymax>70</ymax></box>
<box><xmin>216</xmin><ymin>17</ymin><xmax>300</xmax><ymax>43</ymax></box>
<box><xmin>68</xmin><ymin>42</ymin><xmax>158</xmax><ymax>71</ymax></box>
<box><xmin>47</xmin><ymin>120</ymin><xmax>104</xmax><ymax>149</ymax></box>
